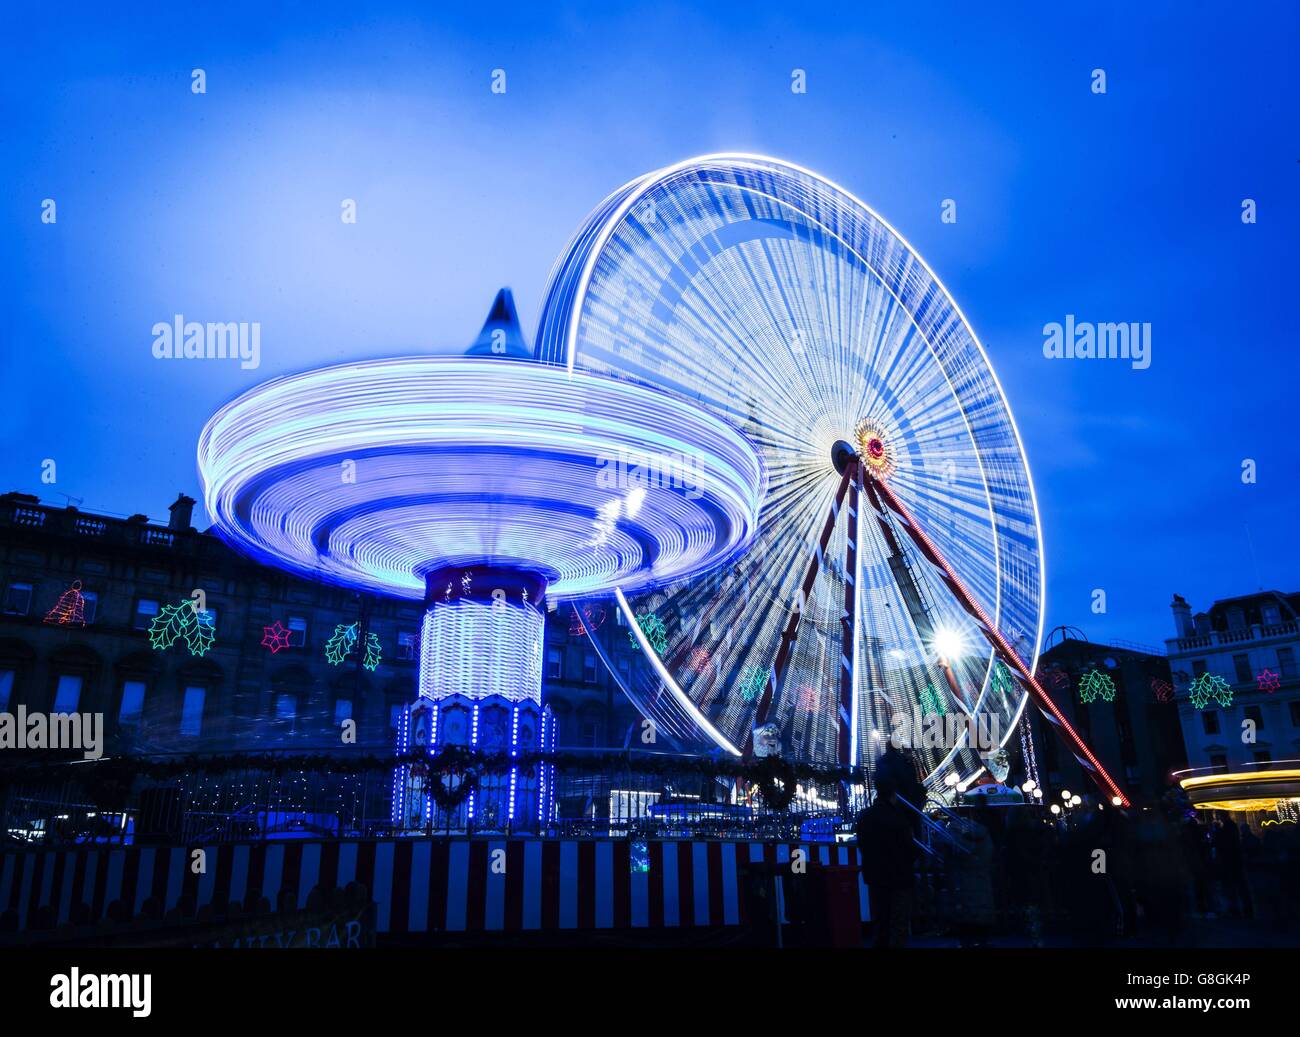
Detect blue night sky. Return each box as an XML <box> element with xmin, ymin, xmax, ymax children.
<box><xmin>2</xmin><ymin>2</ymin><xmax>1296</xmax><ymax>650</ymax></box>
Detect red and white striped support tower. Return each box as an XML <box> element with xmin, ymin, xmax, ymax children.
<box><xmin>749</xmin><ymin>435</ymin><xmax>1130</xmax><ymax>809</ymax></box>
<box><xmin>865</xmin><ymin>470</ymin><xmax>1129</xmax><ymax>807</ymax></box>
<box><xmin>837</xmin><ymin>463</ymin><xmax>862</xmax><ymax>770</ymax></box>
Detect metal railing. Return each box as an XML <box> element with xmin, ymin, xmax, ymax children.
<box><xmin>2</xmin><ymin>752</ymin><xmax>881</xmax><ymax>848</ymax></box>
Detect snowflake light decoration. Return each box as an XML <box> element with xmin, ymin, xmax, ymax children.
<box><xmin>1257</xmin><ymin>669</ymin><xmax>1281</xmax><ymax>694</ymax></box>
<box><xmin>568</xmin><ymin>604</ymin><xmax>606</xmax><ymax>636</ymax></box>
<box><xmin>325</xmin><ymin>622</ymin><xmax>382</xmax><ymax>670</ymax></box>
<box><xmin>1078</xmin><ymin>668</ymin><xmax>1116</xmax><ymax>704</ymax></box>
<box><xmin>686</xmin><ymin>647</ymin><xmax>712</xmax><ymax>674</ymax></box>
<box><xmin>261</xmin><ymin>621</ymin><xmax>293</xmax><ymax>654</ymax></box>
<box><xmin>629</xmin><ymin>612</ymin><xmax>668</xmax><ymax>655</ymax></box>
<box><xmin>1037</xmin><ymin>664</ymin><xmax>1068</xmax><ymax>694</ymax></box>
<box><xmin>148</xmin><ymin>600</ymin><xmax>216</xmax><ymax>657</ymax></box>
<box><xmin>1189</xmin><ymin>672</ymin><xmax>1232</xmax><ymax>709</ymax></box>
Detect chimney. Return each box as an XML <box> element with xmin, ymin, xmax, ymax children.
<box><xmin>168</xmin><ymin>493</ymin><xmax>196</xmax><ymax>532</ymax></box>
<box><xmin>1171</xmin><ymin>594</ymin><xmax>1193</xmax><ymax>638</ymax></box>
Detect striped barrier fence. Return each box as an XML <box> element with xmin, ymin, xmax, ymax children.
<box><xmin>0</xmin><ymin>838</ymin><xmax>870</xmax><ymax>936</ymax></box>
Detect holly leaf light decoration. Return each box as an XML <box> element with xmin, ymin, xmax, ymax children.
<box><xmin>190</xmin><ymin>609</ymin><xmax>216</xmax><ymax>656</ymax></box>
<box><xmin>739</xmin><ymin>665</ymin><xmax>767</xmax><ymax>703</ymax></box>
<box><xmin>325</xmin><ymin>623</ymin><xmax>383</xmax><ymax>670</ymax></box>
<box><xmin>1189</xmin><ymin>672</ymin><xmax>1232</xmax><ymax>709</ymax></box>
<box><xmin>148</xmin><ymin>600</ymin><xmax>216</xmax><ymax>657</ymax></box>
<box><xmin>325</xmin><ymin>623</ymin><xmax>356</xmax><ymax>666</ymax></box>
<box><xmin>1151</xmin><ymin>677</ymin><xmax>1175</xmax><ymax>703</ymax></box>
<box><xmin>1257</xmin><ymin>669</ymin><xmax>1281</xmax><ymax>694</ymax></box>
<box><xmin>1078</xmin><ymin>668</ymin><xmax>1116</xmax><ymax>705</ymax></box>
<box><xmin>920</xmin><ymin>682</ymin><xmax>947</xmax><ymax>716</ymax></box>
<box><xmin>629</xmin><ymin>612</ymin><xmax>668</xmax><ymax>656</ymax></box>
<box><xmin>362</xmin><ymin>630</ymin><xmax>382</xmax><ymax>671</ymax></box>
<box><xmin>992</xmin><ymin>662</ymin><xmax>1019</xmax><ymax>698</ymax></box>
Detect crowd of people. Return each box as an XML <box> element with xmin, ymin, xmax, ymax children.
<box><xmin>856</xmin><ymin>746</ymin><xmax>1300</xmax><ymax>947</ymax></box>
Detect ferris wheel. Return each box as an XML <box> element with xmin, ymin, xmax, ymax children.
<box><xmin>536</xmin><ymin>154</ymin><xmax>1125</xmax><ymax>803</ymax></box>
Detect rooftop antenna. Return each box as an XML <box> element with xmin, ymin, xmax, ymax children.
<box><xmin>1244</xmin><ymin>523</ymin><xmax>1263</xmax><ymax>591</ymax></box>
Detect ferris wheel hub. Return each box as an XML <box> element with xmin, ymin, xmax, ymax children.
<box><xmin>852</xmin><ymin>417</ymin><xmax>894</xmax><ymax>479</ymax></box>
<box><xmin>830</xmin><ymin>439</ymin><xmax>857</xmax><ymax>476</ymax></box>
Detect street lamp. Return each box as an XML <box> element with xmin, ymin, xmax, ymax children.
<box><xmin>932</xmin><ymin>626</ymin><xmax>965</xmax><ymax>661</ymax></box>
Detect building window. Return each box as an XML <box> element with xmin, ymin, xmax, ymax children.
<box><xmin>546</xmin><ymin>647</ymin><xmax>563</xmax><ymax>681</ymax></box>
<box><xmin>1290</xmin><ymin>701</ymin><xmax>1300</xmax><ymax>727</ymax></box>
<box><xmin>118</xmin><ymin>680</ymin><xmax>146</xmax><ymax>726</ymax></box>
<box><xmin>397</xmin><ymin>631</ymin><xmax>418</xmax><ymax>660</ymax></box>
<box><xmin>132</xmin><ymin>598</ymin><xmax>160</xmax><ymax>631</ymax></box>
<box><xmin>1278</xmin><ymin>647</ymin><xmax>1296</xmax><ymax>680</ymax></box>
<box><xmin>52</xmin><ymin>675</ymin><xmax>82</xmax><ymax>713</ymax></box>
<box><xmin>81</xmin><ymin>591</ymin><xmax>99</xmax><ymax>625</ymax></box>
<box><xmin>616</xmin><ymin>656</ymin><xmax>631</xmax><ymax>683</ymax></box>
<box><xmin>1209</xmin><ymin>753</ymin><xmax>1228</xmax><ymax>770</ymax></box>
<box><xmin>389</xmin><ymin>704</ymin><xmax>404</xmax><ymax>730</ymax></box>
<box><xmin>1244</xmin><ymin>704</ymin><xmax>1264</xmax><ymax>729</ymax></box>
<box><xmin>180</xmin><ymin>686</ymin><xmax>206</xmax><ymax>737</ymax></box>
<box><xmin>1191</xmin><ymin>659</ymin><xmax>1207</xmax><ymax>678</ymax></box>
<box><xmin>1263</xmin><ymin>603</ymin><xmax>1282</xmax><ymax>626</ymax></box>
<box><xmin>287</xmin><ymin>616</ymin><xmax>308</xmax><ymax>647</ymax></box>
<box><xmin>0</xmin><ymin>669</ymin><xmax>13</xmax><ymax>712</ymax></box>
<box><xmin>1253</xmin><ymin>749</ymin><xmax>1272</xmax><ymax>763</ymax></box>
<box><xmin>275</xmin><ymin>693</ymin><xmax>297</xmax><ymax>720</ymax></box>
<box><xmin>334</xmin><ymin>699</ymin><xmax>353</xmax><ymax>725</ymax></box>
<box><xmin>3</xmin><ymin>582</ymin><xmax>33</xmax><ymax>615</ymax></box>
<box><xmin>1201</xmin><ymin>711</ymin><xmax>1219</xmax><ymax>735</ymax></box>
<box><xmin>1232</xmin><ymin>654</ymin><xmax>1252</xmax><ymax>684</ymax></box>
<box><xmin>583</xmin><ymin>651</ymin><xmax>598</xmax><ymax>684</ymax></box>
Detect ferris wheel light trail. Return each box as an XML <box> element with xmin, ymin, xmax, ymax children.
<box><xmin>616</xmin><ymin>586</ymin><xmax>742</xmax><ymax>756</ymax></box>
<box><xmin>535</xmin><ymin>153</ymin><xmax>1083</xmax><ymax>794</ymax></box>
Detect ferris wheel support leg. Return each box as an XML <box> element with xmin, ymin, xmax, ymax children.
<box><xmin>868</xmin><ymin>474</ymin><xmax>1130</xmax><ymax>808</ymax></box>
<box><xmin>744</xmin><ymin>467</ymin><xmax>853</xmax><ymax>757</ymax></box>
<box><xmin>836</xmin><ymin>464</ymin><xmax>862</xmax><ymax>810</ymax></box>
